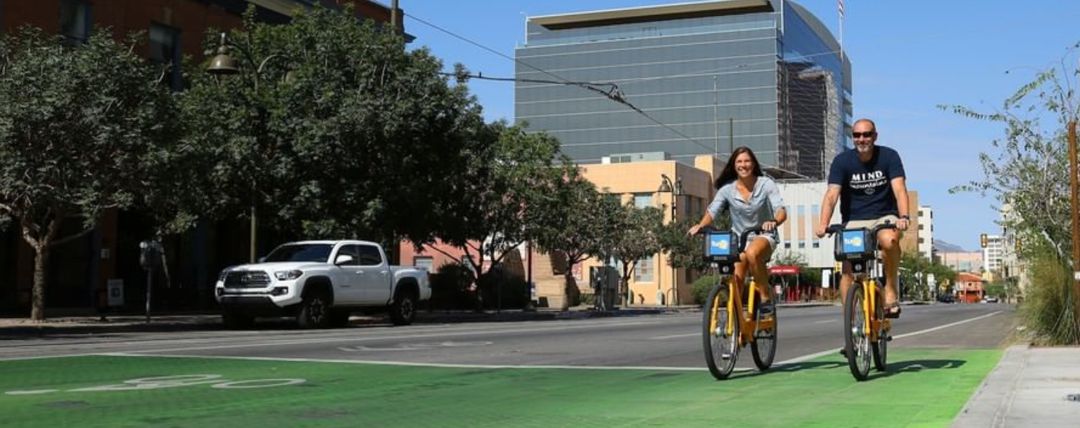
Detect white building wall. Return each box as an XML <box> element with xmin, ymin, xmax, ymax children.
<box><xmin>774</xmin><ymin>180</ymin><xmax>840</xmax><ymax>269</ymax></box>
<box><xmin>918</xmin><ymin>205</ymin><xmax>934</xmax><ymax>261</ymax></box>
<box><xmin>984</xmin><ymin>235</ymin><xmax>1004</xmax><ymax>274</ymax></box>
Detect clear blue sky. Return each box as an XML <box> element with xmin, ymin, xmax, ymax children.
<box><xmin>400</xmin><ymin>0</ymin><xmax>1080</xmax><ymax>251</ymax></box>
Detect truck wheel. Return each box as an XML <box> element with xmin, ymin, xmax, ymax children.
<box><xmin>389</xmin><ymin>291</ymin><xmax>416</xmax><ymax>326</ymax></box>
<box><xmin>222</xmin><ymin>311</ymin><xmax>254</xmax><ymax>329</ymax></box>
<box><xmin>297</xmin><ymin>291</ymin><xmax>332</xmax><ymax>329</ymax></box>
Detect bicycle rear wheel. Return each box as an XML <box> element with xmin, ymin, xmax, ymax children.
<box><xmin>871</xmin><ymin>289</ymin><xmax>888</xmax><ymax>371</ymax></box>
<box><xmin>750</xmin><ymin>285</ymin><xmax>777</xmax><ymax>371</ymax></box>
<box><xmin>843</xmin><ymin>284</ymin><xmax>872</xmax><ymax>381</ymax></box>
<box><xmin>703</xmin><ymin>283</ymin><xmax>739</xmax><ymax>380</ymax></box>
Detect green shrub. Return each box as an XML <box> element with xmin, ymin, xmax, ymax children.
<box><xmin>429</xmin><ymin>263</ymin><xmax>475</xmax><ymax>310</ymax></box>
<box><xmin>691</xmin><ymin>274</ymin><xmax>721</xmax><ymax>305</ymax></box>
<box><xmin>477</xmin><ymin>266</ymin><xmax>531</xmax><ymax>309</ymax></box>
<box><xmin>1020</xmin><ymin>253</ymin><xmax>1079</xmax><ymax>345</ymax></box>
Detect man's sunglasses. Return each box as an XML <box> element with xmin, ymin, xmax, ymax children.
<box><xmin>852</xmin><ymin>131</ymin><xmax>876</xmax><ymax>138</ymax></box>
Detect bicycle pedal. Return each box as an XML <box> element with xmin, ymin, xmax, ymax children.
<box><xmin>886</xmin><ymin>335</ymin><xmax>893</xmax><ymax>342</ymax></box>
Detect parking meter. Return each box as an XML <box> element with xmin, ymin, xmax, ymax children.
<box><xmin>139</xmin><ymin>240</ymin><xmax>162</xmax><ymax>270</ymax></box>
<box><xmin>139</xmin><ymin>240</ymin><xmax>163</xmax><ymax>323</ymax></box>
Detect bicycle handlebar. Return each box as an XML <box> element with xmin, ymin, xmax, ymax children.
<box><xmin>697</xmin><ymin>225</ymin><xmax>766</xmax><ymax>253</ymax></box>
<box><xmin>824</xmin><ymin>221</ymin><xmax>897</xmax><ymax>237</ymax></box>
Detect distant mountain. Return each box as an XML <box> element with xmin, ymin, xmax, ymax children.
<box><xmin>934</xmin><ymin>239</ymin><xmax>966</xmax><ymax>253</ymax></box>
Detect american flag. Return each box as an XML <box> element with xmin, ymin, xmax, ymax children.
<box><xmin>838</xmin><ymin>0</ymin><xmax>845</xmax><ymax>18</ymax></box>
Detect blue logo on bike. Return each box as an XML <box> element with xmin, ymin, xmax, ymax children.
<box><xmin>707</xmin><ymin>233</ymin><xmax>733</xmax><ymax>257</ymax></box>
<box><xmin>842</xmin><ymin>230</ymin><xmax>866</xmax><ymax>254</ymax></box>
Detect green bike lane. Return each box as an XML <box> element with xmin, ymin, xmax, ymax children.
<box><xmin>1</xmin><ymin>348</ymin><xmax>1000</xmax><ymax>427</ymax></box>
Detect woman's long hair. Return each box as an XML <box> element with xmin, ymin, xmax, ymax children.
<box><xmin>714</xmin><ymin>146</ymin><xmax>764</xmax><ymax>189</ymax></box>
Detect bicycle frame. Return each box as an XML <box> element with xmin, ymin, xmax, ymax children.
<box><xmin>853</xmin><ymin>266</ymin><xmax>890</xmax><ymax>344</ymax></box>
<box><xmin>704</xmin><ymin>228</ymin><xmax>774</xmax><ymax>348</ymax></box>
<box><xmin>708</xmin><ymin>275</ymin><xmax>774</xmax><ymax>347</ymax></box>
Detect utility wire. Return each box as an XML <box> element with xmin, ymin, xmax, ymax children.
<box><xmin>445</xmin><ymin>71</ymin><xmax>717</xmax><ymax>154</ymax></box>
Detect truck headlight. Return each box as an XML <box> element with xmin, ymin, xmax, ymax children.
<box><xmin>274</xmin><ymin>270</ymin><xmax>303</xmax><ymax>280</ymax></box>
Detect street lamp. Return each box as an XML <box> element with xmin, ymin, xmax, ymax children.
<box><xmin>658</xmin><ymin>173</ymin><xmax>683</xmax><ymax>305</ymax></box>
<box><xmin>206</xmin><ymin>33</ymin><xmax>294</xmax><ymax>263</ymax></box>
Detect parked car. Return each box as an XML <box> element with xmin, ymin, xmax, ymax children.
<box><xmin>982</xmin><ymin>295</ymin><xmax>1000</xmax><ymax>303</ymax></box>
<box><xmin>937</xmin><ymin>294</ymin><xmax>955</xmax><ymax>304</ymax></box>
<box><xmin>215</xmin><ymin>240</ymin><xmax>431</xmax><ymax>328</ymax></box>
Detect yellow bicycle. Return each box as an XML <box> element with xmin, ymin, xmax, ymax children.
<box><xmin>828</xmin><ymin>222</ymin><xmax>897</xmax><ymax>381</ymax></box>
<box><xmin>700</xmin><ymin>227</ymin><xmax>777</xmax><ymax>380</ymax></box>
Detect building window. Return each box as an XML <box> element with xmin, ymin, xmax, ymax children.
<box><xmin>60</xmin><ymin>0</ymin><xmax>91</xmax><ymax>45</ymax></box>
<box><xmin>634</xmin><ymin>255</ymin><xmax>654</xmax><ymax>282</ymax></box>
<box><xmin>784</xmin><ymin>242</ymin><xmax>791</xmax><ymax>249</ymax></box>
<box><xmin>150</xmin><ymin>23</ymin><xmax>182</xmax><ymax>90</ymax></box>
<box><xmin>413</xmin><ymin>256</ymin><xmax>433</xmax><ymax>271</ymax></box>
<box><xmin>918</xmin><ymin>238</ymin><xmax>924</xmax><ymax>244</ymax></box>
<box><xmin>812</xmin><ymin>242</ymin><xmax>819</xmax><ymax>248</ymax></box>
<box><xmin>633</xmin><ymin>193</ymin><xmax>652</xmax><ymax>209</ymax></box>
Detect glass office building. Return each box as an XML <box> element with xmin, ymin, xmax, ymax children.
<box><xmin>515</xmin><ymin>0</ymin><xmax>851</xmax><ymax>178</ymax></box>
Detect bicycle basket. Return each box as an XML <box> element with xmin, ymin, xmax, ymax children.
<box><xmin>834</xmin><ymin>228</ymin><xmax>875</xmax><ymax>261</ymax></box>
<box><xmin>705</xmin><ymin>230</ymin><xmax>739</xmax><ymax>263</ymax></box>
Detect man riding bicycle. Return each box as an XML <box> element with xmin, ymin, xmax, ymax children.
<box><xmin>814</xmin><ymin>118</ymin><xmax>910</xmax><ymax>319</ymax></box>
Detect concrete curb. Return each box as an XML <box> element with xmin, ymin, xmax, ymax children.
<box><xmin>951</xmin><ymin>344</ymin><xmax>1027</xmax><ymax>428</ymax></box>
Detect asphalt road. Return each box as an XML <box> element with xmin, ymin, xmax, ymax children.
<box><xmin>0</xmin><ymin>303</ymin><xmax>1014</xmax><ymax>368</ymax></box>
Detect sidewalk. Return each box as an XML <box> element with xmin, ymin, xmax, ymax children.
<box><xmin>952</xmin><ymin>345</ymin><xmax>1080</xmax><ymax>427</ymax></box>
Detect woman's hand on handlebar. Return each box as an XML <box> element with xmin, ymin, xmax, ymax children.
<box><xmin>687</xmin><ymin>224</ymin><xmax>703</xmax><ymax>236</ymax></box>
<box><xmin>762</xmin><ymin>220</ymin><xmax>777</xmax><ymax>232</ymax></box>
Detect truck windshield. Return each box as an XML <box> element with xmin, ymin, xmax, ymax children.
<box><xmin>264</xmin><ymin>244</ymin><xmax>333</xmax><ymax>263</ymax></box>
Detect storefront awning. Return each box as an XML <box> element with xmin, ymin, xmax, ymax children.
<box><xmin>769</xmin><ymin>265</ymin><xmax>800</xmax><ymax>275</ymax></box>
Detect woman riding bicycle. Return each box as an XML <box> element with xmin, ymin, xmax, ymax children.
<box><xmin>688</xmin><ymin>146</ymin><xmax>787</xmax><ymax>313</ymax></box>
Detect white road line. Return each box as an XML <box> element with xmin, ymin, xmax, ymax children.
<box><xmin>78</xmin><ymin>319</ymin><xmax>665</xmax><ymax>356</ymax></box>
<box><xmin>650</xmin><ymin>333</ymin><xmax>698</xmax><ymax>340</ymax></box>
<box><xmin>776</xmin><ymin>310</ymin><xmax>1003</xmax><ymax>366</ymax></box>
<box><xmin>889</xmin><ymin>311</ymin><xmax>1002</xmax><ymax>340</ymax></box>
<box><xmin>104</xmin><ymin>352</ymin><xmax>715</xmax><ymax>372</ymax></box>
<box><xmin>814</xmin><ymin>319</ymin><xmax>835</xmax><ymax>324</ymax></box>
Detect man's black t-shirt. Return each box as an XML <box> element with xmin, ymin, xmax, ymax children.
<box><xmin>827</xmin><ymin>146</ymin><xmax>906</xmax><ymax>222</ymax></box>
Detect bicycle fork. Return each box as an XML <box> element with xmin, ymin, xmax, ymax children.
<box><xmin>861</xmin><ymin>280</ymin><xmax>891</xmax><ymax>342</ymax></box>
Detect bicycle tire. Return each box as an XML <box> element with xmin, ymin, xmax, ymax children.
<box><xmin>750</xmin><ymin>285</ymin><xmax>777</xmax><ymax>371</ymax></box>
<box><xmin>844</xmin><ymin>284</ymin><xmax>872</xmax><ymax>381</ymax></box>
<box><xmin>703</xmin><ymin>282</ymin><xmax>739</xmax><ymax>380</ymax></box>
<box><xmin>871</xmin><ymin>289</ymin><xmax>888</xmax><ymax>371</ymax></box>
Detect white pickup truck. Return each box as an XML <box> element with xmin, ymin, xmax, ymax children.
<box><xmin>214</xmin><ymin>240</ymin><xmax>430</xmax><ymax>328</ymax></box>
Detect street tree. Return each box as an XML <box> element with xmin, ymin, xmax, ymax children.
<box><xmin>532</xmin><ymin>172</ymin><xmax>614</xmax><ymax>309</ymax></box>
<box><xmin>432</xmin><ymin>122</ymin><xmax>570</xmax><ymax>284</ymax></box>
<box><xmin>941</xmin><ymin>53</ymin><xmax>1079</xmax><ymax>343</ymax></box>
<box><xmin>0</xmin><ymin>29</ymin><xmax>176</xmax><ymax>320</ymax></box>
<box><xmin>179</xmin><ymin>6</ymin><xmax>485</xmax><ymax>251</ymax></box>
<box><xmin>658</xmin><ymin>218</ymin><xmax>709</xmax><ymax>274</ymax></box>
<box><xmin>611</xmin><ymin>204</ymin><xmax>664</xmax><ymax>305</ymax></box>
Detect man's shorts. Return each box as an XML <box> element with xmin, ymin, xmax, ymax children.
<box><xmin>845</xmin><ymin>215</ymin><xmax>902</xmax><ymax>236</ymax></box>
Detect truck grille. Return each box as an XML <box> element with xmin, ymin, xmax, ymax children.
<box><xmin>224</xmin><ymin>271</ymin><xmax>271</xmax><ymax>288</ymax></box>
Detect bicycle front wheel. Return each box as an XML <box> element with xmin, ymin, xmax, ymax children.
<box><xmin>750</xmin><ymin>285</ymin><xmax>777</xmax><ymax>371</ymax></box>
<box><xmin>843</xmin><ymin>284</ymin><xmax>872</xmax><ymax>381</ymax></box>
<box><xmin>703</xmin><ymin>283</ymin><xmax>739</xmax><ymax>380</ymax></box>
